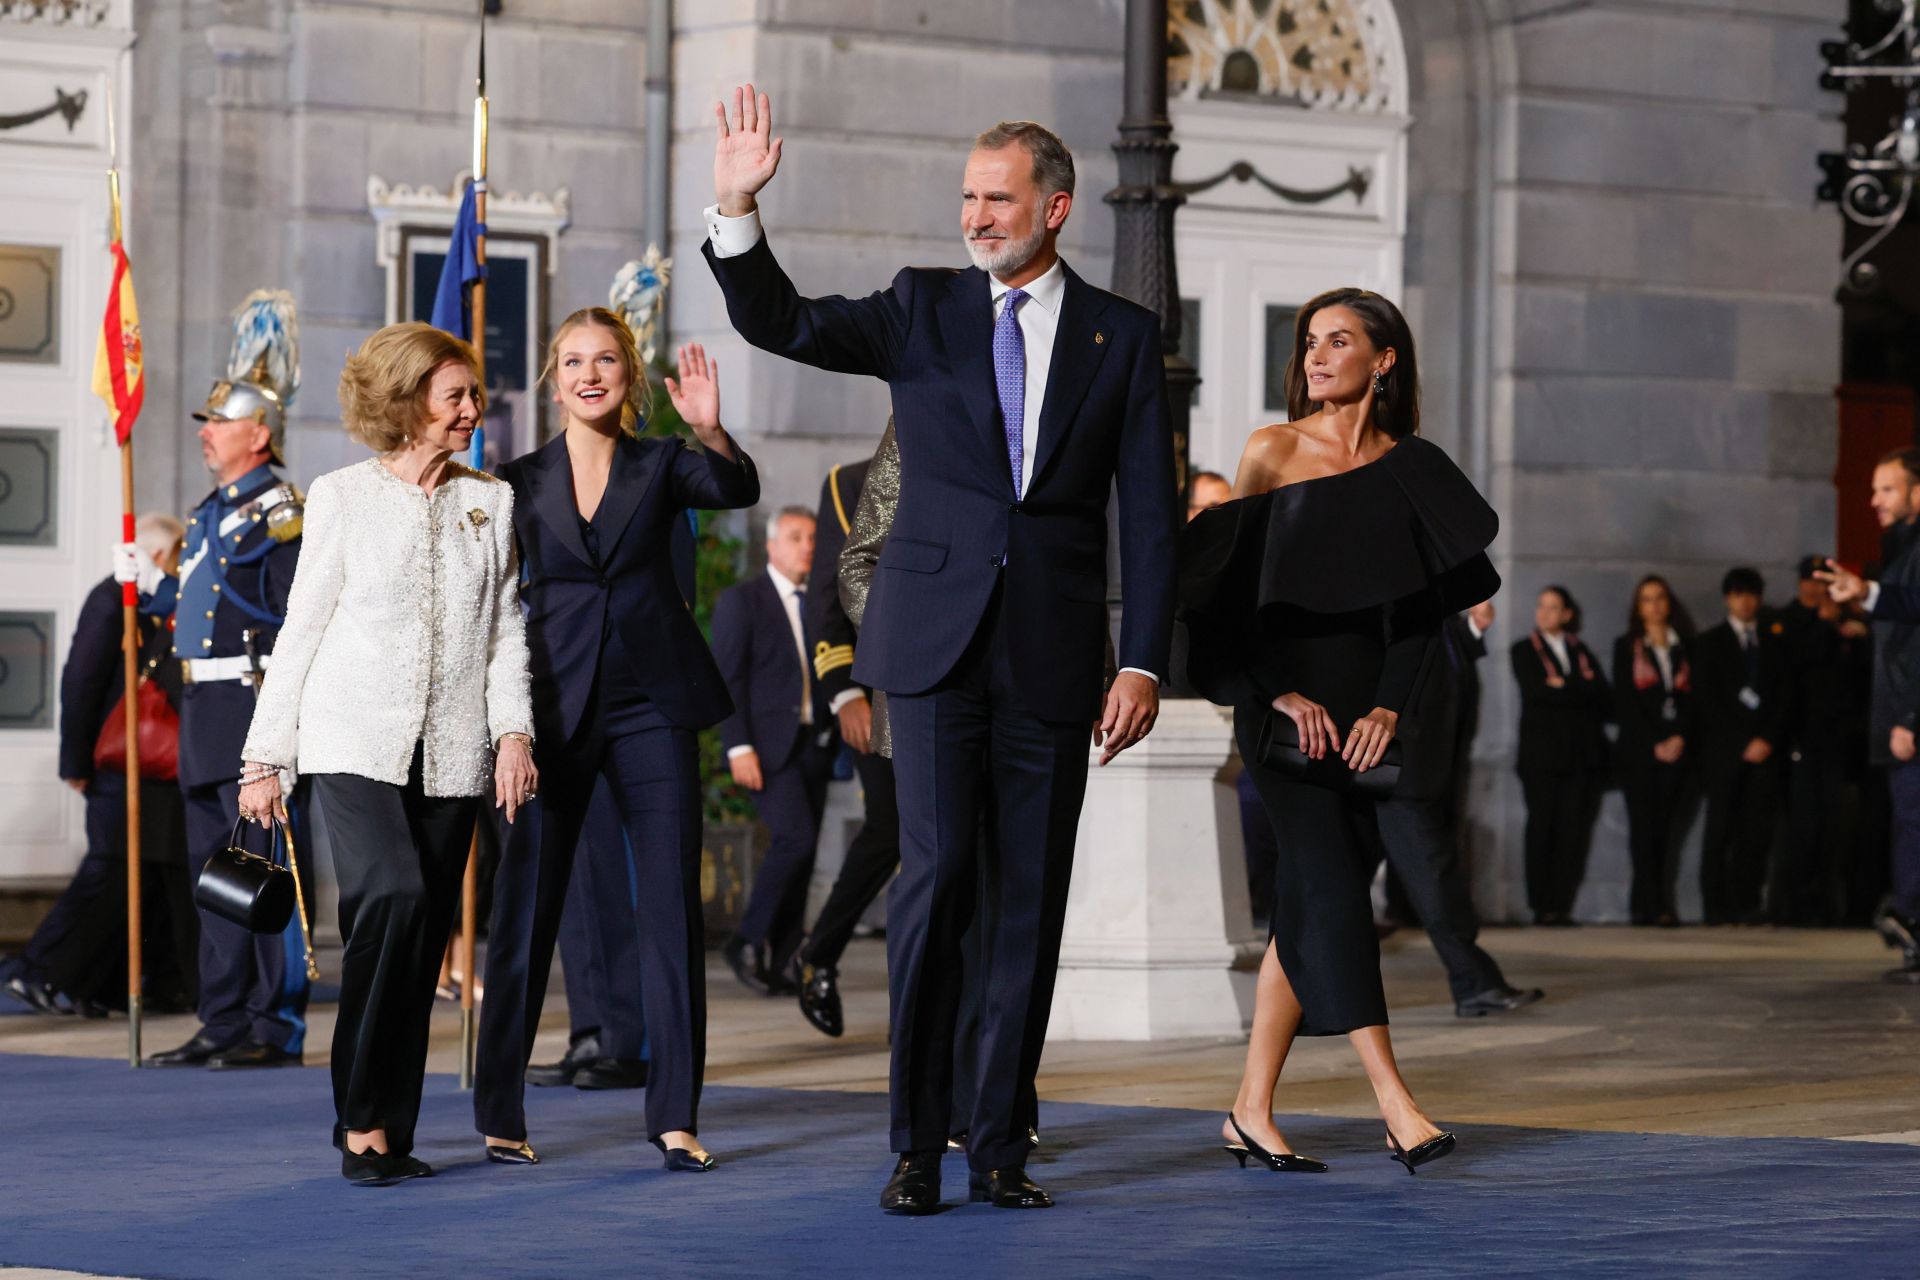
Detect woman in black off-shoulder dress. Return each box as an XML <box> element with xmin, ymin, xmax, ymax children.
<box><xmin>1180</xmin><ymin>289</ymin><xmax>1499</xmax><ymax>1177</ymax></box>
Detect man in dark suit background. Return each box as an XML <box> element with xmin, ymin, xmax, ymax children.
<box><xmin>791</xmin><ymin>452</ymin><xmax>900</xmax><ymax>1036</ymax></box>
<box><xmin>704</xmin><ymin>88</ymin><xmax>1178</xmax><ymax>1212</ymax></box>
<box><xmin>1694</xmin><ymin>566</ymin><xmax>1793</xmax><ymax>925</ymax></box>
<box><xmin>715</xmin><ymin>505</ymin><xmax>835</xmax><ymax>996</ymax></box>
<box><xmin>1818</xmin><ymin>447</ymin><xmax>1920</xmax><ymax>981</ymax></box>
<box><xmin>1378</xmin><ymin>598</ymin><xmax>1542</xmax><ymax>1016</ymax></box>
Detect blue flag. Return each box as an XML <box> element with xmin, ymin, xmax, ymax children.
<box><xmin>429</xmin><ymin>179</ymin><xmax>487</xmax><ymax>467</ymax></box>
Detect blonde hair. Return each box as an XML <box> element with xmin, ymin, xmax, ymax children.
<box><xmin>540</xmin><ymin>307</ymin><xmax>653</xmax><ymax>437</ymax></box>
<box><xmin>338</xmin><ymin>322</ymin><xmax>485</xmax><ymax>453</ymax></box>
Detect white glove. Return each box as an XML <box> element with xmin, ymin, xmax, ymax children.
<box><xmin>112</xmin><ymin>542</ymin><xmax>139</xmax><ymax>584</ymax></box>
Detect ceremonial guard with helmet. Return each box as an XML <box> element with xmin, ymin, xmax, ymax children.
<box><xmin>146</xmin><ymin>293</ymin><xmax>312</xmax><ymax>1070</ymax></box>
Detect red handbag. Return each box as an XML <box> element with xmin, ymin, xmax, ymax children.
<box><xmin>93</xmin><ymin>674</ymin><xmax>179</xmax><ymax>781</ymax></box>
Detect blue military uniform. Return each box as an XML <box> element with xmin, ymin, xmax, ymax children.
<box><xmin>168</xmin><ymin>462</ymin><xmax>310</xmax><ymax>1056</ymax></box>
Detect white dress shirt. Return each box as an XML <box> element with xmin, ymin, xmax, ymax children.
<box><xmin>1647</xmin><ymin>637</ymin><xmax>1675</xmax><ymax>690</ymax></box>
<box><xmin>1541</xmin><ymin>630</ymin><xmax>1571</xmax><ymax>674</ymax></box>
<box><xmin>703</xmin><ymin>205</ymin><xmax>1157</xmax><ymax>686</ymax></box>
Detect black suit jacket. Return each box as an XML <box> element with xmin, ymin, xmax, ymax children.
<box><xmin>1692</xmin><ymin>619</ymin><xmax>1793</xmax><ymax>767</ymax></box>
<box><xmin>1609</xmin><ymin>632</ymin><xmax>1696</xmax><ymax>768</ymax></box>
<box><xmin>498</xmin><ymin>432</ymin><xmax>759</xmax><ymax>745</ymax></box>
<box><xmin>61</xmin><ymin>576</ymin><xmax>180</xmax><ymax>783</ymax></box>
<box><xmin>1395</xmin><ymin>613</ymin><xmax>1487</xmax><ymax>800</ymax></box>
<box><xmin>1510</xmin><ymin>633</ymin><xmax>1612</xmax><ymax>774</ymax></box>
<box><xmin>712</xmin><ymin>570</ymin><xmax>812</xmax><ymax>771</ymax></box>
<box><xmin>807</xmin><ymin>458</ymin><xmax>870</xmax><ymax>723</ymax></box>
<box><xmin>705</xmin><ymin>237</ymin><xmax>1178</xmax><ymax>724</ymax></box>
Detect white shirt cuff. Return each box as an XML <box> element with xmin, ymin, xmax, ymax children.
<box><xmin>726</xmin><ymin>744</ymin><xmax>755</xmax><ymax>759</ymax></box>
<box><xmin>1865</xmin><ymin>581</ymin><xmax>1882</xmax><ymax>614</ymax></box>
<box><xmin>828</xmin><ymin>688</ymin><xmax>866</xmax><ymax>715</ymax></box>
<box><xmin>1119</xmin><ymin>667</ymin><xmax>1160</xmax><ymax>684</ymax></box>
<box><xmin>704</xmin><ymin>204</ymin><xmax>764</xmax><ymax>258</ymax></box>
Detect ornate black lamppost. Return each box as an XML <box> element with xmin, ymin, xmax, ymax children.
<box><xmin>1819</xmin><ymin>1</ymin><xmax>1920</xmax><ymax>293</ymax></box>
<box><xmin>1107</xmin><ymin>0</ymin><xmax>1199</xmax><ymax>492</ymax></box>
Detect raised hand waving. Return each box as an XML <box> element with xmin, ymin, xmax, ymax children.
<box><xmin>713</xmin><ymin>83</ymin><xmax>783</xmax><ymax>217</ymax></box>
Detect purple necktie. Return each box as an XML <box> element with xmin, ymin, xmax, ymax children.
<box><xmin>994</xmin><ymin>288</ymin><xmax>1028</xmax><ymax>498</ymax></box>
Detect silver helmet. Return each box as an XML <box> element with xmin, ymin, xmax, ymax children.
<box><xmin>195</xmin><ymin>290</ymin><xmax>299</xmax><ymax>462</ymax></box>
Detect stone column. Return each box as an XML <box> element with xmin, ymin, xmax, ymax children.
<box><xmin>1048</xmin><ymin>700</ymin><xmax>1259</xmax><ymax>1041</ymax></box>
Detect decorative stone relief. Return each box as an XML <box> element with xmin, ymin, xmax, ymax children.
<box><xmin>1168</xmin><ymin>0</ymin><xmax>1400</xmax><ymax>114</ymax></box>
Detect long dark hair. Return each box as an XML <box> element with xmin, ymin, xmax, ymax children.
<box><xmin>1283</xmin><ymin>287</ymin><xmax>1420</xmax><ymax>439</ymax></box>
<box><xmin>1626</xmin><ymin>574</ymin><xmax>1696</xmax><ymax>641</ymax></box>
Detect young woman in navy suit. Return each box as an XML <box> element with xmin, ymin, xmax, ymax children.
<box><xmin>473</xmin><ymin>309</ymin><xmax>758</xmax><ymax>1171</ymax></box>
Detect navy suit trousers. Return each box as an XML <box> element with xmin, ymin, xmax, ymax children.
<box><xmin>885</xmin><ymin>587</ymin><xmax>1090</xmax><ymax>1174</ymax></box>
<box><xmin>476</xmin><ymin>720</ymin><xmax>704</xmax><ymax>1143</ymax></box>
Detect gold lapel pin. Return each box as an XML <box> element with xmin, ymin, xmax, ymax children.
<box><xmin>468</xmin><ymin>508</ymin><xmax>490</xmax><ymax>528</ymax></box>
<box><xmin>1094</xmin><ymin>332</ymin><xmax>1106</xmax><ymax>345</ymax></box>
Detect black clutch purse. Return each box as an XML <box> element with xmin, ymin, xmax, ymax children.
<box><xmin>1254</xmin><ymin>710</ymin><xmax>1403</xmax><ymax>799</ymax></box>
<box><xmin>195</xmin><ymin>816</ymin><xmax>297</xmax><ymax>934</ymax></box>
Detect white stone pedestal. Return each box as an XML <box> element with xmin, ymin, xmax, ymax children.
<box><xmin>1047</xmin><ymin>700</ymin><xmax>1261</xmax><ymax>1041</ymax></box>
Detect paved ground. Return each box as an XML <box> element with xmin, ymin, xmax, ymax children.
<box><xmin>8</xmin><ymin>924</ymin><xmax>1916</xmax><ymax>1147</ymax></box>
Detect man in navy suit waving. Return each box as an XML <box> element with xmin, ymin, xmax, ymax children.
<box><xmin>704</xmin><ymin>86</ymin><xmax>1178</xmax><ymax>1213</ymax></box>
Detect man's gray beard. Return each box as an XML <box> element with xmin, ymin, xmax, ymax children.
<box><xmin>965</xmin><ymin>223</ymin><xmax>1048</xmax><ymax>276</ymax></box>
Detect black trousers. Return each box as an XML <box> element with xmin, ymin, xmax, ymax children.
<box><xmin>1371</xmin><ymin>797</ymin><xmax>1506</xmax><ymax>1004</ymax></box>
<box><xmin>182</xmin><ymin>776</ymin><xmax>309</xmax><ymax>1050</ymax></box>
<box><xmin>554</xmin><ymin>779</ymin><xmax>648</xmax><ymax>1060</ymax></box>
<box><xmin>735</xmin><ymin>735</ymin><xmax>832</xmax><ymax>974</ymax></box>
<box><xmin>1701</xmin><ymin>757</ymin><xmax>1780</xmax><ymax>923</ymax></box>
<box><xmin>30</xmin><ymin>776</ymin><xmax>196</xmax><ymax>1005</ymax></box>
<box><xmin>475</xmin><ymin>720</ymin><xmax>704</xmax><ymax>1143</ymax></box>
<box><xmin>1780</xmin><ymin>747</ymin><xmax>1848</xmax><ymax>925</ymax></box>
<box><xmin>308</xmin><ymin>747</ymin><xmax>476</xmax><ymax>1157</ymax></box>
<box><xmin>886</xmin><ymin>592</ymin><xmax>1089</xmax><ymax>1174</ymax></box>
<box><xmin>1621</xmin><ymin>762</ymin><xmax>1690</xmax><ymax>922</ymax></box>
<box><xmin>1517</xmin><ymin>770</ymin><xmax>1602</xmax><ymax>920</ymax></box>
<box><xmin>800</xmin><ymin>749</ymin><xmax>899</xmax><ymax>970</ymax></box>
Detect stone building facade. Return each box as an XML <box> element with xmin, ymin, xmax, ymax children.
<box><xmin>0</xmin><ymin>0</ymin><xmax>1845</xmax><ymax>923</ymax></box>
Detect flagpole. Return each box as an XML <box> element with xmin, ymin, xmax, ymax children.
<box><xmin>459</xmin><ymin>1</ymin><xmax>489</xmax><ymax>1092</ymax></box>
<box><xmin>105</xmin><ymin>76</ymin><xmax>145</xmax><ymax>1068</ymax></box>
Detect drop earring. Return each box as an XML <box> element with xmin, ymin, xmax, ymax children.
<box><xmin>1371</xmin><ymin>370</ymin><xmax>1387</xmax><ymax>396</ymax></box>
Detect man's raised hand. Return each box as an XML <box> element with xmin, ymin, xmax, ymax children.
<box><xmin>714</xmin><ymin>83</ymin><xmax>783</xmax><ymax>217</ymax></box>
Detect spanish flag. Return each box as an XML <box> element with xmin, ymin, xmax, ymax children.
<box><xmin>90</xmin><ymin>239</ymin><xmax>144</xmax><ymax>444</ymax></box>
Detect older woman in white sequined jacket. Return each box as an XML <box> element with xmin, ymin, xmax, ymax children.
<box><xmin>237</xmin><ymin>322</ymin><xmax>535</xmax><ymax>1187</ymax></box>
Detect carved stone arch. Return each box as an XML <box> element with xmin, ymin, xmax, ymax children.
<box><xmin>1168</xmin><ymin>0</ymin><xmax>1410</xmax><ymax>117</ymax></box>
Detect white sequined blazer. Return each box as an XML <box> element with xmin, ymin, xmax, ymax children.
<box><xmin>242</xmin><ymin>458</ymin><xmax>535</xmax><ymax>797</ymax></box>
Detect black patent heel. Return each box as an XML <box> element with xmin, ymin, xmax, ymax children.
<box><xmin>1223</xmin><ymin>1114</ymin><xmax>1328</xmax><ymax>1173</ymax></box>
<box><xmin>1386</xmin><ymin>1126</ymin><xmax>1457</xmax><ymax>1175</ymax></box>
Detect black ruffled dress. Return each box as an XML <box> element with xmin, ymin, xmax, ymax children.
<box><xmin>1179</xmin><ymin>435</ymin><xmax>1499</xmax><ymax>1035</ymax></box>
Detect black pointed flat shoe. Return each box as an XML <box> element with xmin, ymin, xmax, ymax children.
<box><xmin>485</xmin><ymin>1141</ymin><xmax>540</xmax><ymax>1165</ymax></box>
<box><xmin>650</xmin><ymin>1136</ymin><xmax>714</xmax><ymax>1172</ymax></box>
<box><xmin>1386</xmin><ymin>1127</ymin><xmax>1457</xmax><ymax>1175</ymax></box>
<box><xmin>342</xmin><ymin>1148</ymin><xmax>435</xmax><ymax>1186</ymax></box>
<box><xmin>1224</xmin><ymin>1114</ymin><xmax>1328</xmax><ymax>1173</ymax></box>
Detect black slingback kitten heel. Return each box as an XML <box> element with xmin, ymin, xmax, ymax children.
<box><xmin>1224</xmin><ymin>1115</ymin><xmax>1328</xmax><ymax>1173</ymax></box>
<box><xmin>1386</xmin><ymin>1127</ymin><xmax>1457</xmax><ymax>1175</ymax></box>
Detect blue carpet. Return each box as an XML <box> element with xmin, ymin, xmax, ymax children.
<box><xmin>0</xmin><ymin>1052</ymin><xmax>1911</xmax><ymax>1278</ymax></box>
